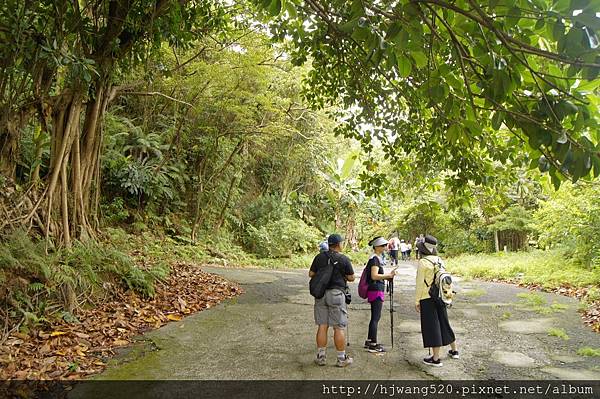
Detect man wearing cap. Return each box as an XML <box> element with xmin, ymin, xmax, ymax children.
<box><xmin>309</xmin><ymin>233</ymin><xmax>355</xmax><ymax>367</ymax></box>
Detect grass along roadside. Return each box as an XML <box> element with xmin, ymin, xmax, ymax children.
<box><xmin>104</xmin><ymin>227</ymin><xmax>371</xmax><ymax>270</ymax></box>
<box><xmin>445</xmin><ymin>248</ymin><xmax>600</xmax><ymax>332</ymax></box>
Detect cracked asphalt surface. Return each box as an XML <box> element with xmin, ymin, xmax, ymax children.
<box><xmin>91</xmin><ymin>261</ymin><xmax>600</xmax><ymax>381</ymax></box>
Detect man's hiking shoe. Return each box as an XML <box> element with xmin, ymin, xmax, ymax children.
<box><xmin>448</xmin><ymin>350</ymin><xmax>460</xmax><ymax>359</ymax></box>
<box><xmin>423</xmin><ymin>356</ymin><xmax>443</xmax><ymax>367</ymax></box>
<box><xmin>336</xmin><ymin>354</ymin><xmax>354</xmax><ymax>367</ymax></box>
<box><xmin>368</xmin><ymin>343</ymin><xmax>386</xmax><ymax>353</ymax></box>
<box><xmin>314</xmin><ymin>355</ymin><xmax>326</xmax><ymax>366</ymax></box>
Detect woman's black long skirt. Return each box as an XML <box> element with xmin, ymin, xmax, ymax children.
<box><xmin>420</xmin><ymin>297</ymin><xmax>455</xmax><ymax>348</ymax></box>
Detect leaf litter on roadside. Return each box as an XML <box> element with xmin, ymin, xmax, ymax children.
<box><xmin>0</xmin><ymin>263</ymin><xmax>242</xmax><ymax>380</ymax></box>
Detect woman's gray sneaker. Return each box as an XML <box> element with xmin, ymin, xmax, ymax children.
<box><xmin>336</xmin><ymin>355</ymin><xmax>354</xmax><ymax>367</ymax></box>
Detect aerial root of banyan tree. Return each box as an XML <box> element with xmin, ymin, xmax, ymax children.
<box><xmin>1</xmin><ymin>87</ymin><xmax>114</xmax><ymax>250</ymax></box>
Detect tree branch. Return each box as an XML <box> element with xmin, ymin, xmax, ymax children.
<box><xmin>117</xmin><ymin>91</ymin><xmax>194</xmax><ymax>107</ymax></box>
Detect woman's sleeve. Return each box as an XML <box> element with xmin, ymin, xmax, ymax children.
<box><xmin>415</xmin><ymin>261</ymin><xmax>426</xmax><ymax>305</ymax></box>
<box><xmin>369</xmin><ymin>256</ymin><xmax>381</xmax><ymax>280</ymax></box>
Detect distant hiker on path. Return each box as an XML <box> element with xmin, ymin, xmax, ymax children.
<box><xmin>318</xmin><ymin>239</ymin><xmax>329</xmax><ymax>253</ymax></box>
<box><xmin>415</xmin><ymin>234</ymin><xmax>424</xmax><ymax>260</ymax></box>
<box><xmin>415</xmin><ymin>235</ymin><xmax>459</xmax><ymax>367</ymax></box>
<box><xmin>309</xmin><ymin>234</ymin><xmax>355</xmax><ymax>367</ymax></box>
<box><xmin>364</xmin><ymin>236</ymin><xmax>398</xmax><ymax>353</ymax></box>
<box><xmin>387</xmin><ymin>235</ymin><xmax>401</xmax><ymax>266</ymax></box>
<box><xmin>400</xmin><ymin>239</ymin><xmax>409</xmax><ymax>261</ymax></box>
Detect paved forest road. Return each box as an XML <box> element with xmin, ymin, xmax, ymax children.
<box><xmin>92</xmin><ymin>262</ymin><xmax>599</xmax><ymax>380</ymax></box>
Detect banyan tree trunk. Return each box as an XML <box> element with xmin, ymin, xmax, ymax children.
<box><xmin>0</xmin><ymin>126</ymin><xmax>18</xmax><ymax>180</ymax></box>
<box><xmin>25</xmin><ymin>79</ymin><xmax>114</xmax><ymax>249</ymax></box>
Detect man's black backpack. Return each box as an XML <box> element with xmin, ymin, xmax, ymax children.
<box><xmin>309</xmin><ymin>252</ymin><xmax>345</xmax><ymax>299</ymax></box>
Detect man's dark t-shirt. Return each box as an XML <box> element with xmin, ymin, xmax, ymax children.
<box><xmin>310</xmin><ymin>251</ymin><xmax>354</xmax><ymax>290</ymax></box>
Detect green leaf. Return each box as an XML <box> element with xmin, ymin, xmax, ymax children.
<box><xmin>464</xmin><ymin>120</ymin><xmax>482</xmax><ymax>136</ymax></box>
<box><xmin>397</xmin><ymin>55</ymin><xmax>412</xmax><ymax>78</ymax></box>
<box><xmin>576</xmin><ymin>78</ymin><xmax>600</xmax><ymax>91</ymax></box>
<box><xmin>552</xmin><ymin>19</ymin><xmax>565</xmax><ymax>41</ymax></box>
<box><xmin>573</xmin><ymin>13</ymin><xmax>600</xmax><ymax>30</ymax></box>
<box><xmin>447</xmin><ymin>123</ymin><xmax>460</xmax><ymax>143</ymax></box>
<box><xmin>551</xmin><ymin>172</ymin><xmax>562</xmax><ymax>189</ymax></box>
<box><xmin>268</xmin><ymin>0</ymin><xmax>282</xmax><ymax>16</ymax></box>
<box><xmin>351</xmin><ymin>27</ymin><xmax>370</xmax><ymax>42</ymax></box>
<box><xmin>527</xmin><ymin>127</ymin><xmax>552</xmax><ymax>149</ymax></box>
<box><xmin>394</xmin><ymin>29</ymin><xmax>409</xmax><ymax>49</ymax></box>
<box><xmin>553</xmin><ymin>0</ymin><xmax>572</xmax><ymax>13</ymax></box>
<box><xmin>350</xmin><ymin>0</ymin><xmax>364</xmax><ymax>18</ymax></box>
<box><xmin>412</xmin><ymin>51</ymin><xmax>428</xmax><ymax>68</ymax></box>
<box><xmin>535</xmin><ymin>18</ymin><xmax>545</xmax><ymax>30</ymax></box>
<box><xmin>340</xmin><ymin>152</ymin><xmax>358</xmax><ymax>180</ymax></box>
<box><xmin>583</xmin><ymin>65</ymin><xmax>600</xmax><ymax>80</ymax></box>
<box><xmin>554</xmin><ymin>100</ymin><xmax>579</xmax><ymax>120</ymax></box>
<box><xmin>339</xmin><ymin>18</ymin><xmax>358</xmax><ymax>34</ymax></box>
<box><xmin>571</xmin><ymin>0</ymin><xmax>591</xmax><ymax>10</ymax></box>
<box><xmin>506</xmin><ymin>7</ymin><xmax>522</xmax><ymax>28</ymax></box>
<box><xmin>285</xmin><ymin>1</ymin><xmax>297</xmax><ymax>17</ymax></box>
<box><xmin>592</xmin><ymin>155</ymin><xmax>600</xmax><ymax>177</ymax></box>
<box><xmin>492</xmin><ymin>111</ymin><xmax>505</xmax><ymax>130</ymax></box>
<box><xmin>386</xmin><ymin>22</ymin><xmax>403</xmax><ymax>41</ymax></box>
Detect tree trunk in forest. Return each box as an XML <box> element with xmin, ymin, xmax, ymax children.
<box><xmin>494</xmin><ymin>230</ymin><xmax>499</xmax><ymax>252</ymax></box>
<box><xmin>0</xmin><ymin>111</ymin><xmax>34</xmax><ymax>180</ymax></box>
<box><xmin>215</xmin><ymin>175</ymin><xmax>239</xmax><ymax>231</ymax></box>
<box><xmin>345</xmin><ymin>215</ymin><xmax>358</xmax><ymax>251</ymax></box>
<box><xmin>0</xmin><ymin>128</ymin><xmax>18</xmax><ymax>180</ymax></box>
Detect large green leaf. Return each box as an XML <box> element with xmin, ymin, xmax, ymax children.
<box><xmin>412</xmin><ymin>51</ymin><xmax>428</xmax><ymax>68</ymax></box>
<box><xmin>268</xmin><ymin>0</ymin><xmax>282</xmax><ymax>16</ymax></box>
<box><xmin>397</xmin><ymin>54</ymin><xmax>412</xmax><ymax>78</ymax></box>
<box><xmin>340</xmin><ymin>151</ymin><xmax>359</xmax><ymax>180</ymax></box>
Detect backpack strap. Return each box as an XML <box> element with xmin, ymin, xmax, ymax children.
<box><xmin>421</xmin><ymin>257</ymin><xmax>438</xmax><ymax>288</ymax></box>
<box><xmin>324</xmin><ymin>251</ymin><xmax>347</xmax><ymax>289</ymax></box>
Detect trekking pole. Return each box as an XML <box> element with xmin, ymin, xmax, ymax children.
<box><xmin>388</xmin><ymin>279</ymin><xmax>394</xmax><ymax>348</ymax></box>
<box><xmin>346</xmin><ymin>305</ymin><xmax>350</xmax><ymax>347</ymax></box>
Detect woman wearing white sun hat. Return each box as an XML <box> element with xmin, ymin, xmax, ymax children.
<box><xmin>363</xmin><ymin>236</ymin><xmax>398</xmax><ymax>353</ymax></box>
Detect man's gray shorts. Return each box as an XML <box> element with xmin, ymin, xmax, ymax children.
<box><xmin>314</xmin><ymin>288</ymin><xmax>347</xmax><ymax>329</ymax></box>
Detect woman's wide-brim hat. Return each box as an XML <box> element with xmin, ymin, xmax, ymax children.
<box><xmin>370</xmin><ymin>236</ymin><xmax>388</xmax><ymax>247</ymax></box>
<box><xmin>417</xmin><ymin>235</ymin><xmax>437</xmax><ymax>255</ymax></box>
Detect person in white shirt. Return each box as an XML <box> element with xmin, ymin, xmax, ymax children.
<box><xmin>387</xmin><ymin>236</ymin><xmax>401</xmax><ymax>266</ymax></box>
<box><xmin>400</xmin><ymin>239</ymin><xmax>409</xmax><ymax>260</ymax></box>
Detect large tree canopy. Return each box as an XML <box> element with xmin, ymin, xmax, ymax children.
<box><xmin>258</xmin><ymin>0</ymin><xmax>600</xmax><ymax>190</ymax></box>
<box><xmin>0</xmin><ymin>0</ymin><xmax>231</xmax><ymax>246</ymax></box>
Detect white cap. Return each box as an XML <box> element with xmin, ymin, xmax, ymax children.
<box><xmin>370</xmin><ymin>237</ymin><xmax>389</xmax><ymax>247</ymax></box>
